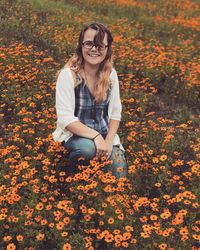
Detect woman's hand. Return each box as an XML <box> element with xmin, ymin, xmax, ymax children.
<box><xmin>93</xmin><ymin>135</ymin><xmax>110</xmax><ymax>159</ymax></box>
<box><xmin>93</xmin><ymin>135</ymin><xmax>113</xmax><ymax>160</ymax></box>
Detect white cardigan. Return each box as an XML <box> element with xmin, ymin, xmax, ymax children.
<box><xmin>52</xmin><ymin>67</ymin><xmax>124</xmax><ymax>151</ymax></box>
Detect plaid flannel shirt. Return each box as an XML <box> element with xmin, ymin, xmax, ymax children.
<box><xmin>74</xmin><ymin>74</ymin><xmax>111</xmax><ymax>137</ymax></box>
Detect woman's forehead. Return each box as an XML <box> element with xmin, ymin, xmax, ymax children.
<box><xmin>83</xmin><ymin>28</ymin><xmax>108</xmax><ymax>42</ymax></box>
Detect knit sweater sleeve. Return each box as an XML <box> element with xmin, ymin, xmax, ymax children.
<box><xmin>109</xmin><ymin>68</ymin><xmax>122</xmax><ymax>121</ymax></box>
<box><xmin>55</xmin><ymin>67</ymin><xmax>79</xmax><ymax>131</ymax></box>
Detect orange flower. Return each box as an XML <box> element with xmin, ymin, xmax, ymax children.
<box><xmin>61</xmin><ymin>232</ymin><xmax>68</xmax><ymax>237</ymax></box>
<box><xmin>0</xmin><ymin>213</ymin><xmax>7</xmax><ymax>220</ymax></box>
<box><xmin>36</xmin><ymin>233</ymin><xmax>45</xmax><ymax>241</ymax></box>
<box><xmin>104</xmin><ymin>234</ymin><xmax>114</xmax><ymax>243</ymax></box>
<box><xmin>56</xmin><ymin>222</ymin><xmax>65</xmax><ymax>230</ymax></box>
<box><xmin>114</xmin><ymin>35</ymin><xmax>121</xmax><ymax>42</ymax></box>
<box><xmin>36</xmin><ymin>202</ymin><xmax>44</xmax><ymax>211</ymax></box>
<box><xmin>160</xmin><ymin>209</ymin><xmax>172</xmax><ymax>219</ymax></box>
<box><xmin>150</xmin><ymin>215</ymin><xmax>158</xmax><ymax>221</ymax></box>
<box><xmin>160</xmin><ymin>155</ymin><xmax>167</xmax><ymax>161</ymax></box>
<box><xmin>6</xmin><ymin>243</ymin><xmax>16</xmax><ymax>250</ymax></box>
<box><xmin>152</xmin><ymin>157</ymin><xmax>159</xmax><ymax>163</ymax></box>
<box><xmin>130</xmin><ymin>238</ymin><xmax>137</xmax><ymax>244</ymax></box>
<box><xmin>122</xmin><ymin>241</ymin><xmax>129</xmax><ymax>247</ymax></box>
<box><xmin>3</xmin><ymin>236</ymin><xmax>12</xmax><ymax>241</ymax></box>
<box><xmin>114</xmin><ymin>234</ymin><xmax>123</xmax><ymax>242</ymax></box>
<box><xmin>63</xmin><ymin>243</ymin><xmax>71</xmax><ymax>250</ymax></box>
<box><xmin>180</xmin><ymin>226</ymin><xmax>189</xmax><ymax>236</ymax></box>
<box><xmin>158</xmin><ymin>243</ymin><xmax>167</xmax><ymax>249</ymax></box>
<box><xmin>63</xmin><ymin>217</ymin><xmax>70</xmax><ymax>225</ymax></box>
<box><xmin>125</xmin><ymin>225</ymin><xmax>133</xmax><ymax>231</ymax></box>
<box><xmin>16</xmin><ymin>235</ymin><xmax>24</xmax><ymax>241</ymax></box>
<box><xmin>41</xmin><ymin>219</ymin><xmax>47</xmax><ymax>225</ymax></box>
<box><xmin>84</xmin><ymin>215</ymin><xmax>91</xmax><ymax>221</ymax></box>
<box><xmin>108</xmin><ymin>218</ymin><xmax>114</xmax><ymax>224</ymax></box>
<box><xmin>118</xmin><ymin>213</ymin><xmax>124</xmax><ymax>220</ymax></box>
<box><xmin>139</xmin><ymin>216</ymin><xmax>148</xmax><ymax>222</ymax></box>
<box><xmin>123</xmin><ymin>232</ymin><xmax>131</xmax><ymax>240</ymax></box>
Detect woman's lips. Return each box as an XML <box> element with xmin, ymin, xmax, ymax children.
<box><xmin>88</xmin><ymin>54</ymin><xmax>100</xmax><ymax>57</ymax></box>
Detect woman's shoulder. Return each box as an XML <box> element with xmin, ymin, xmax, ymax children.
<box><xmin>110</xmin><ymin>67</ymin><xmax>118</xmax><ymax>80</ymax></box>
<box><xmin>58</xmin><ymin>66</ymin><xmax>83</xmax><ymax>88</ymax></box>
<box><xmin>59</xmin><ymin>66</ymin><xmax>73</xmax><ymax>76</ymax></box>
<box><xmin>56</xmin><ymin>67</ymin><xmax>76</xmax><ymax>85</ymax></box>
<box><xmin>110</xmin><ymin>67</ymin><xmax>117</xmax><ymax>76</ymax></box>
<box><xmin>109</xmin><ymin>68</ymin><xmax>118</xmax><ymax>87</ymax></box>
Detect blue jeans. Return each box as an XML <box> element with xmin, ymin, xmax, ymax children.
<box><xmin>62</xmin><ymin>135</ymin><xmax>127</xmax><ymax>179</ymax></box>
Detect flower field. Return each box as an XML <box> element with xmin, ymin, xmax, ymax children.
<box><xmin>0</xmin><ymin>0</ymin><xmax>199</xmax><ymax>249</ymax></box>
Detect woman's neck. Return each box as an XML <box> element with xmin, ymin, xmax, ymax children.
<box><xmin>83</xmin><ymin>63</ymin><xmax>99</xmax><ymax>77</ymax></box>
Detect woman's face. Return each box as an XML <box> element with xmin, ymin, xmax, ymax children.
<box><xmin>82</xmin><ymin>28</ymin><xmax>108</xmax><ymax>67</ymax></box>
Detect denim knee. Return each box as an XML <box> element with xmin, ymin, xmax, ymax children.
<box><xmin>63</xmin><ymin>136</ymin><xmax>96</xmax><ymax>166</ymax></box>
<box><xmin>110</xmin><ymin>146</ymin><xmax>127</xmax><ymax>179</ymax></box>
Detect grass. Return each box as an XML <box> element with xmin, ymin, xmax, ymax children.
<box><xmin>0</xmin><ymin>0</ymin><xmax>200</xmax><ymax>249</ymax></box>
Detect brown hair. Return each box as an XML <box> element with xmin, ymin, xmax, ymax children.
<box><xmin>58</xmin><ymin>22</ymin><xmax>113</xmax><ymax>103</ymax></box>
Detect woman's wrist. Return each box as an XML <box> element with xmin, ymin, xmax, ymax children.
<box><xmin>92</xmin><ymin>133</ymin><xmax>101</xmax><ymax>141</ymax></box>
<box><xmin>105</xmin><ymin>134</ymin><xmax>114</xmax><ymax>144</ymax></box>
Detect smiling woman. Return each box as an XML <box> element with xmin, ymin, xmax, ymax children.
<box><xmin>52</xmin><ymin>22</ymin><xmax>127</xmax><ymax>179</ymax></box>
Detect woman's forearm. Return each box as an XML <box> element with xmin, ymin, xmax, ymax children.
<box><xmin>66</xmin><ymin>121</ymin><xmax>99</xmax><ymax>139</ymax></box>
<box><xmin>105</xmin><ymin>119</ymin><xmax>120</xmax><ymax>143</ymax></box>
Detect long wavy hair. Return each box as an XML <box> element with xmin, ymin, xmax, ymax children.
<box><xmin>57</xmin><ymin>22</ymin><xmax>113</xmax><ymax>103</ymax></box>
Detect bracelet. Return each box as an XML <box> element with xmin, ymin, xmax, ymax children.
<box><xmin>92</xmin><ymin>133</ymin><xmax>101</xmax><ymax>141</ymax></box>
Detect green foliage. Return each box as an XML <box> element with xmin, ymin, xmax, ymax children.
<box><xmin>0</xmin><ymin>0</ymin><xmax>200</xmax><ymax>249</ymax></box>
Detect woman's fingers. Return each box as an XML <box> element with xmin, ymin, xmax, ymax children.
<box><xmin>93</xmin><ymin>135</ymin><xmax>111</xmax><ymax>159</ymax></box>
<box><xmin>96</xmin><ymin>148</ymin><xmax>109</xmax><ymax>158</ymax></box>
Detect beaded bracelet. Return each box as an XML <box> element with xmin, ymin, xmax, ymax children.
<box><xmin>92</xmin><ymin>133</ymin><xmax>101</xmax><ymax>141</ymax></box>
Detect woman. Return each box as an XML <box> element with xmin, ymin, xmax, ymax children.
<box><xmin>52</xmin><ymin>22</ymin><xmax>127</xmax><ymax>179</ymax></box>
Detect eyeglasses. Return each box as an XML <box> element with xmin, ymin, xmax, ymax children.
<box><xmin>82</xmin><ymin>41</ymin><xmax>108</xmax><ymax>51</ymax></box>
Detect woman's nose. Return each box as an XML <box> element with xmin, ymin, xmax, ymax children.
<box><xmin>90</xmin><ymin>45</ymin><xmax>98</xmax><ymax>51</ymax></box>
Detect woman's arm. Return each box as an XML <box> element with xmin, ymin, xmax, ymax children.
<box><xmin>66</xmin><ymin>121</ymin><xmax>99</xmax><ymax>139</ymax></box>
<box><xmin>56</xmin><ymin>68</ymin><xmax>79</xmax><ymax>130</ymax></box>
<box><xmin>104</xmin><ymin>69</ymin><xmax>122</xmax><ymax>157</ymax></box>
<box><xmin>105</xmin><ymin>119</ymin><xmax>120</xmax><ymax>144</ymax></box>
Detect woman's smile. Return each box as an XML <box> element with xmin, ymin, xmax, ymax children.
<box><xmin>82</xmin><ymin>28</ymin><xmax>108</xmax><ymax>66</ymax></box>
